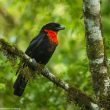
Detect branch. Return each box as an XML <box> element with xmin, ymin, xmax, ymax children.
<box><xmin>83</xmin><ymin>0</ymin><xmax>110</xmax><ymax>109</ymax></box>
<box><xmin>0</xmin><ymin>39</ymin><xmax>99</xmax><ymax>110</ymax></box>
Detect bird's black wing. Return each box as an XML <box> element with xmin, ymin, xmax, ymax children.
<box><xmin>14</xmin><ymin>33</ymin><xmax>46</xmax><ymax>96</ymax></box>
<box><xmin>16</xmin><ymin>32</ymin><xmax>45</xmax><ymax>75</ymax></box>
<box><xmin>25</xmin><ymin>32</ymin><xmax>46</xmax><ymax>56</ymax></box>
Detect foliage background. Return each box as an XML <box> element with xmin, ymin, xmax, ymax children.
<box><xmin>0</xmin><ymin>0</ymin><xmax>109</xmax><ymax>110</ymax></box>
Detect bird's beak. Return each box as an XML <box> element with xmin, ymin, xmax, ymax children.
<box><xmin>57</xmin><ymin>26</ymin><xmax>65</xmax><ymax>30</ymax></box>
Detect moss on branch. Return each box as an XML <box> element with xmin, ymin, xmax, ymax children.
<box><xmin>0</xmin><ymin>38</ymin><xmax>98</xmax><ymax>110</ymax></box>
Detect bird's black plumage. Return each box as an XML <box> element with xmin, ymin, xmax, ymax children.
<box><xmin>13</xmin><ymin>22</ymin><xmax>65</xmax><ymax>96</ymax></box>
<box><xmin>25</xmin><ymin>32</ymin><xmax>56</xmax><ymax>64</ymax></box>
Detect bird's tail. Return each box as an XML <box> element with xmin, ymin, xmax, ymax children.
<box><xmin>13</xmin><ymin>64</ymin><xmax>33</xmax><ymax>97</ymax></box>
<box><xmin>13</xmin><ymin>73</ymin><xmax>28</xmax><ymax>96</ymax></box>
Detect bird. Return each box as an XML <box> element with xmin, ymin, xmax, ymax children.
<box><xmin>13</xmin><ymin>22</ymin><xmax>65</xmax><ymax>96</ymax></box>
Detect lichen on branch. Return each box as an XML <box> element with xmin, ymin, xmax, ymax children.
<box><xmin>83</xmin><ymin>0</ymin><xmax>110</xmax><ymax>109</ymax></box>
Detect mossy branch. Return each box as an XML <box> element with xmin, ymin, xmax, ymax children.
<box><xmin>0</xmin><ymin>39</ymin><xmax>99</xmax><ymax>110</ymax></box>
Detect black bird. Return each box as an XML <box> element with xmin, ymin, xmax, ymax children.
<box><xmin>13</xmin><ymin>22</ymin><xmax>65</xmax><ymax>96</ymax></box>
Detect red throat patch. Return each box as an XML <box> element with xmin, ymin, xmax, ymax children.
<box><xmin>44</xmin><ymin>29</ymin><xmax>58</xmax><ymax>45</ymax></box>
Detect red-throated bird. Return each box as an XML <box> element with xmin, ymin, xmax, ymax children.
<box><xmin>13</xmin><ymin>22</ymin><xmax>65</xmax><ymax>96</ymax></box>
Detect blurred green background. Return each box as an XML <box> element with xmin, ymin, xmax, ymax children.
<box><xmin>0</xmin><ymin>0</ymin><xmax>110</xmax><ymax>110</ymax></box>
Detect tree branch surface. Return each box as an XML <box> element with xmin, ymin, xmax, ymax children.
<box><xmin>0</xmin><ymin>39</ymin><xmax>98</xmax><ymax>110</ymax></box>
<box><xmin>83</xmin><ymin>0</ymin><xmax>110</xmax><ymax>109</ymax></box>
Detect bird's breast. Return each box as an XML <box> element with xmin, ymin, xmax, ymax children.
<box><xmin>44</xmin><ymin>29</ymin><xmax>58</xmax><ymax>45</ymax></box>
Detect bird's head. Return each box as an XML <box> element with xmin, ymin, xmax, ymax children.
<box><xmin>40</xmin><ymin>22</ymin><xmax>65</xmax><ymax>33</ymax></box>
